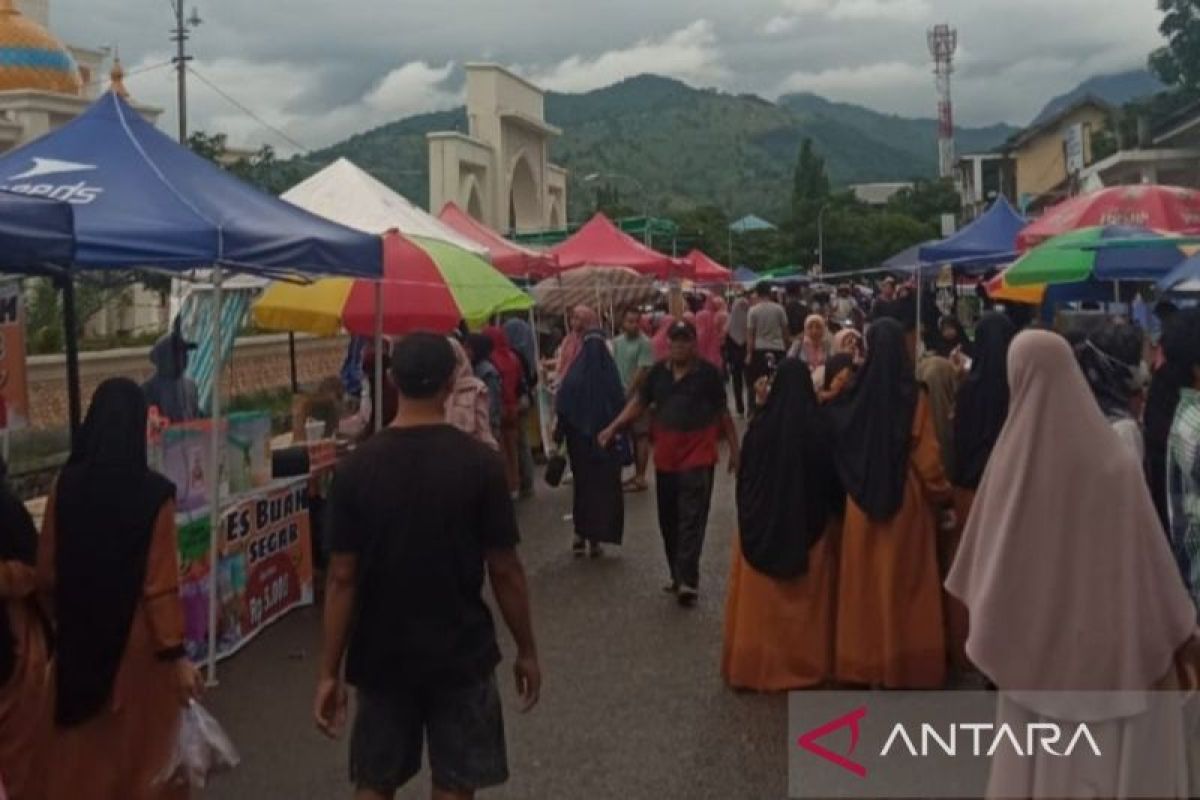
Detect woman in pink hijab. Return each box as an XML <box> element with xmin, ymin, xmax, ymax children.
<box><xmin>651</xmin><ymin>313</ymin><xmax>676</xmax><ymax>362</ymax></box>
<box><xmin>695</xmin><ymin>296</ymin><xmax>726</xmax><ymax>370</ymax></box>
<box><xmin>947</xmin><ymin>330</ymin><xmax>1200</xmax><ymax>799</ymax></box>
<box><xmin>445</xmin><ymin>338</ymin><xmax>498</xmax><ymax>450</ymax></box>
<box><xmin>554</xmin><ymin>304</ymin><xmax>598</xmax><ymax>387</ymax></box>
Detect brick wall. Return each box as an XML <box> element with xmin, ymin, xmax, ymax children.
<box><xmin>26</xmin><ymin>334</ymin><xmax>350</xmax><ymax>430</ymax></box>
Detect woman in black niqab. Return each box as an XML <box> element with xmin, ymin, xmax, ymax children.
<box><xmin>951</xmin><ymin>312</ymin><xmax>1016</xmax><ymax>489</ymax></box>
<box><xmin>50</xmin><ymin>377</ymin><xmax>176</xmax><ymax>726</ymax></box>
<box><xmin>829</xmin><ymin>317</ymin><xmax>917</xmax><ymax>521</ymax></box>
<box><xmin>737</xmin><ymin>360</ymin><xmax>842</xmax><ymax>578</ymax></box>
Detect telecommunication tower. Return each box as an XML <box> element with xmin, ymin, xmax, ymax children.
<box><xmin>927</xmin><ymin>24</ymin><xmax>957</xmax><ymax>179</ymax></box>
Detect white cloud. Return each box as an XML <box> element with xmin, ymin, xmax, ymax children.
<box><xmin>827</xmin><ymin>0</ymin><xmax>932</xmax><ymax>21</ymax></box>
<box><xmin>781</xmin><ymin>0</ymin><xmax>831</xmax><ymax>12</ymax></box>
<box><xmin>763</xmin><ymin>15</ymin><xmax>800</xmax><ymax>35</ymax></box>
<box><xmin>775</xmin><ymin>60</ymin><xmax>929</xmax><ymax>99</ymax></box>
<box><xmin>518</xmin><ymin>20</ymin><xmax>729</xmax><ymax>93</ymax></box>
<box><xmin>126</xmin><ymin>56</ymin><xmax>460</xmax><ymax>153</ymax></box>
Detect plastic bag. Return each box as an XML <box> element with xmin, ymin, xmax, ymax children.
<box><xmin>157</xmin><ymin>700</ymin><xmax>240</xmax><ymax>789</ymax></box>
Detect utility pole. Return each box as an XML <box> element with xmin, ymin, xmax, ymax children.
<box><xmin>170</xmin><ymin>1</ymin><xmax>202</xmax><ymax>144</ymax></box>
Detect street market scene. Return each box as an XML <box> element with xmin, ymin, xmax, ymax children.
<box><xmin>2</xmin><ymin>0</ymin><xmax>1200</xmax><ymax>798</ymax></box>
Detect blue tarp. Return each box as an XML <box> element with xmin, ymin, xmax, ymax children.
<box><xmin>1157</xmin><ymin>253</ymin><xmax>1200</xmax><ymax>293</ymax></box>
<box><xmin>919</xmin><ymin>197</ymin><xmax>1026</xmax><ymax>272</ymax></box>
<box><xmin>882</xmin><ymin>240</ymin><xmax>938</xmax><ymax>275</ymax></box>
<box><xmin>0</xmin><ymin>192</ymin><xmax>74</xmax><ymax>271</ymax></box>
<box><xmin>733</xmin><ymin>266</ymin><xmax>760</xmax><ymax>285</ymax></box>
<box><xmin>0</xmin><ymin>92</ymin><xmax>381</xmax><ymax>278</ymax></box>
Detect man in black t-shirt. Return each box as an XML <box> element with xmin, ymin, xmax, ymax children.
<box><xmin>315</xmin><ymin>333</ymin><xmax>540</xmax><ymax>800</ymax></box>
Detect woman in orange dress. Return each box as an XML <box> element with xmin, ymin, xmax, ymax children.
<box><xmin>37</xmin><ymin>378</ymin><xmax>202</xmax><ymax>800</ymax></box>
<box><xmin>0</xmin><ymin>455</ymin><xmax>50</xmax><ymax>799</ymax></box>
<box><xmin>723</xmin><ymin>360</ymin><xmax>845</xmax><ymax>690</ymax></box>
<box><xmin>830</xmin><ymin>317</ymin><xmax>952</xmax><ymax>689</ymax></box>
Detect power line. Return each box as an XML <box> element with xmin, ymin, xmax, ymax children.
<box><xmin>186</xmin><ymin>66</ymin><xmax>309</xmax><ymax>153</ymax></box>
<box><xmin>82</xmin><ymin>59</ymin><xmax>174</xmax><ymax>91</ymax></box>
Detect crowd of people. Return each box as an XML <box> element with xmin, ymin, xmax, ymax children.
<box><xmin>5</xmin><ymin>270</ymin><xmax>1200</xmax><ymax>799</ymax></box>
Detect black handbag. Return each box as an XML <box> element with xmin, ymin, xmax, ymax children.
<box><xmin>544</xmin><ymin>444</ymin><xmax>567</xmax><ymax>487</ymax></box>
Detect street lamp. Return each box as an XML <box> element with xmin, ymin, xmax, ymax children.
<box><xmin>816</xmin><ymin>203</ymin><xmax>831</xmax><ymax>277</ymax></box>
<box><xmin>584</xmin><ymin>171</ymin><xmax>651</xmax><ymax>245</ymax></box>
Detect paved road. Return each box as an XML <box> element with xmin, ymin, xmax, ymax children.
<box><xmin>200</xmin><ymin>455</ymin><xmax>789</xmax><ymax>799</ymax></box>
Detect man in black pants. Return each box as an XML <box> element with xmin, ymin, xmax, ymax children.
<box><xmin>744</xmin><ymin>281</ymin><xmax>790</xmax><ymax>415</ymax></box>
<box><xmin>601</xmin><ymin>321</ymin><xmax>740</xmax><ymax>606</ymax></box>
<box><xmin>316</xmin><ymin>333</ymin><xmax>541</xmax><ymax>800</ymax></box>
<box><xmin>724</xmin><ymin>292</ymin><xmax>750</xmax><ymax>416</ymax></box>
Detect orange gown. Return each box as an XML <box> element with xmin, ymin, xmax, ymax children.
<box><xmin>0</xmin><ymin>560</ymin><xmax>49</xmax><ymax>800</ymax></box>
<box><xmin>834</xmin><ymin>393</ymin><xmax>951</xmax><ymax>689</ymax></box>
<box><xmin>722</xmin><ymin>519</ymin><xmax>841</xmax><ymax>691</ymax></box>
<box><xmin>37</xmin><ymin>496</ymin><xmax>189</xmax><ymax>800</ymax></box>
<box><xmin>941</xmin><ymin>486</ymin><xmax>975</xmax><ymax>673</ymax></box>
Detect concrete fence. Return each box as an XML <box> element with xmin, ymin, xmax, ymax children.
<box><xmin>27</xmin><ymin>333</ymin><xmax>350</xmax><ymax>430</ymax></box>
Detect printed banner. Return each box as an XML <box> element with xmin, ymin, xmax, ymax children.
<box><xmin>177</xmin><ymin>479</ymin><xmax>314</xmax><ymax>662</ymax></box>
<box><xmin>0</xmin><ymin>282</ymin><xmax>29</xmax><ymax>430</ymax></box>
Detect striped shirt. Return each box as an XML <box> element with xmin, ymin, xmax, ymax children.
<box><xmin>1166</xmin><ymin>388</ymin><xmax>1200</xmax><ymax>614</ymax></box>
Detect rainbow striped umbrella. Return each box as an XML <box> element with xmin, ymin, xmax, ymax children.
<box><xmin>253</xmin><ymin>232</ymin><xmax>532</xmax><ymax>336</ymax></box>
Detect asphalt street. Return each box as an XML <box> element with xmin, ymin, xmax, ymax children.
<box><xmin>200</xmin><ymin>452</ymin><xmax>789</xmax><ymax>799</ymax></box>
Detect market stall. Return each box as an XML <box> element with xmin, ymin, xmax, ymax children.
<box><xmin>0</xmin><ymin>91</ymin><xmax>384</xmax><ymax>681</ymax></box>
<box><xmin>438</xmin><ymin>201</ymin><xmax>559</xmax><ymax>280</ymax></box>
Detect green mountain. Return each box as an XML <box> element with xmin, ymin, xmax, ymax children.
<box><xmin>274</xmin><ymin>74</ymin><xmax>1019</xmax><ymax>222</ymax></box>
<box><xmin>1031</xmin><ymin>69</ymin><xmax>1163</xmax><ymax>125</ymax></box>
<box><xmin>777</xmin><ymin>92</ymin><xmax>1018</xmax><ymax>165</ymax></box>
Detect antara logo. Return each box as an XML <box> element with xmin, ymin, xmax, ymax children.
<box><xmin>0</xmin><ymin>158</ymin><xmax>103</xmax><ymax>204</ymax></box>
<box><xmin>796</xmin><ymin>707</ymin><xmax>1102</xmax><ymax>778</ymax></box>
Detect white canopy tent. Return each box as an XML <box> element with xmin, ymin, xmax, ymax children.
<box><xmin>282</xmin><ymin>157</ymin><xmax>490</xmax><ymax>257</ymax></box>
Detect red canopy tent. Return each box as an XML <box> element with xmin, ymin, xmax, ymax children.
<box><xmin>550</xmin><ymin>213</ymin><xmax>691</xmax><ymax>279</ymax></box>
<box><xmin>685</xmin><ymin>249</ymin><xmax>732</xmax><ymax>283</ymax></box>
<box><xmin>437</xmin><ymin>202</ymin><xmax>559</xmax><ymax>279</ymax></box>
<box><xmin>1017</xmin><ymin>185</ymin><xmax>1200</xmax><ymax>250</ymax></box>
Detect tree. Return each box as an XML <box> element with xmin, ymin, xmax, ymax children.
<box><xmin>887</xmin><ymin>178</ymin><xmax>960</xmax><ymax>227</ymax></box>
<box><xmin>790</xmin><ymin>139</ymin><xmax>832</xmax><ymax>268</ymax></box>
<box><xmin>1150</xmin><ymin>0</ymin><xmax>1200</xmax><ymax>93</ymax></box>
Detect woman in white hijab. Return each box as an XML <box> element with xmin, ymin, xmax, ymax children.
<box><xmin>947</xmin><ymin>330</ymin><xmax>1200</xmax><ymax>799</ymax></box>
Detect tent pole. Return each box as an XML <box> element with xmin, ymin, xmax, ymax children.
<box><xmin>59</xmin><ymin>275</ymin><xmax>82</xmax><ymax>441</ymax></box>
<box><xmin>288</xmin><ymin>332</ymin><xmax>299</xmax><ymax>394</ymax></box>
<box><xmin>528</xmin><ymin>303</ymin><xmax>551</xmax><ymax>458</ymax></box>
<box><xmin>374</xmin><ymin>281</ymin><xmax>383</xmax><ymax>433</ymax></box>
<box><xmin>206</xmin><ymin>264</ymin><xmax>224</xmax><ymax>686</ymax></box>
<box><xmin>915</xmin><ymin>267</ymin><xmax>923</xmax><ymax>366</ymax></box>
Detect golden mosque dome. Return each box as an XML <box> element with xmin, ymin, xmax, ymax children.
<box><xmin>0</xmin><ymin>0</ymin><xmax>82</xmax><ymax>95</ymax></box>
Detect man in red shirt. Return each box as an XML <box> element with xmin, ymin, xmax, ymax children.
<box><xmin>601</xmin><ymin>321</ymin><xmax>739</xmax><ymax>606</ymax></box>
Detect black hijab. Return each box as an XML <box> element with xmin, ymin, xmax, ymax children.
<box><xmin>934</xmin><ymin>315</ymin><xmax>972</xmax><ymax>359</ymax></box>
<box><xmin>951</xmin><ymin>312</ymin><xmax>1016</xmax><ymax>489</ymax></box>
<box><xmin>53</xmin><ymin>378</ymin><xmax>175</xmax><ymax>726</ymax></box>
<box><xmin>822</xmin><ymin>353</ymin><xmax>856</xmax><ymax>392</ymax></box>
<box><xmin>737</xmin><ymin>360</ymin><xmax>842</xmax><ymax>578</ymax></box>
<box><xmin>0</xmin><ymin>454</ymin><xmax>40</xmax><ymax>686</ymax></box>
<box><xmin>555</xmin><ymin>331</ymin><xmax>625</xmax><ymax>438</ymax></box>
<box><xmin>829</xmin><ymin>318</ymin><xmax>917</xmax><ymax>522</ymax></box>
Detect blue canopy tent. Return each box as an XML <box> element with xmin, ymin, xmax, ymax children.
<box><xmin>918</xmin><ymin>197</ymin><xmax>1026</xmax><ymax>273</ymax></box>
<box><xmin>733</xmin><ymin>266</ymin><xmax>760</xmax><ymax>286</ymax></box>
<box><xmin>0</xmin><ymin>92</ymin><xmax>383</xmax><ymax>680</ymax></box>
<box><xmin>0</xmin><ymin>192</ymin><xmax>75</xmax><ymax>270</ymax></box>
<box><xmin>882</xmin><ymin>240</ymin><xmax>939</xmax><ymax>275</ymax></box>
<box><xmin>0</xmin><ymin>91</ymin><xmax>383</xmax><ymax>427</ymax></box>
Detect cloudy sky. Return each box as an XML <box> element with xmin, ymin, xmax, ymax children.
<box><xmin>48</xmin><ymin>0</ymin><xmax>1164</xmax><ymax>152</ymax></box>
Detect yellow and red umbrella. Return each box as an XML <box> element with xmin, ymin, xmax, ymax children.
<box><xmin>253</xmin><ymin>232</ymin><xmax>532</xmax><ymax>336</ymax></box>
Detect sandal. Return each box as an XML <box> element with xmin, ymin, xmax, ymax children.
<box><xmin>622</xmin><ymin>477</ymin><xmax>648</xmax><ymax>493</ymax></box>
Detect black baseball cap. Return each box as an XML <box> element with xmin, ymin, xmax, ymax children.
<box><xmin>667</xmin><ymin>320</ymin><xmax>697</xmax><ymax>341</ymax></box>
